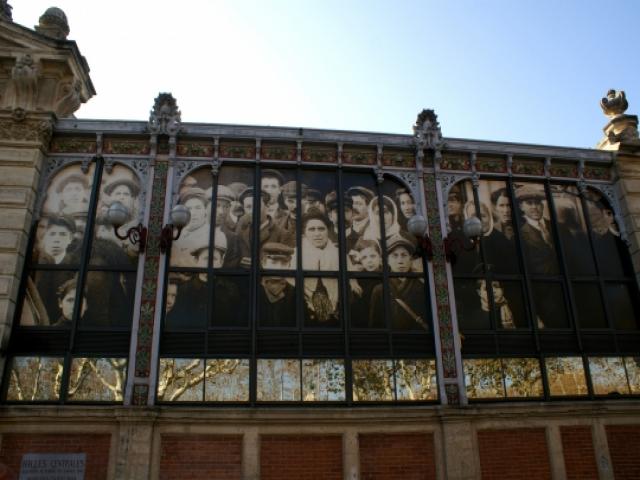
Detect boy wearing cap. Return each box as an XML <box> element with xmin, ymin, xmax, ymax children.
<box><xmin>57</xmin><ymin>172</ymin><xmax>89</xmax><ymax>216</ymax></box>
<box><xmin>38</xmin><ymin>215</ymin><xmax>76</xmax><ymax>264</ymax></box>
<box><xmin>259</xmin><ymin>242</ymin><xmax>296</xmax><ymax>327</ymax></box>
<box><xmin>371</xmin><ymin>234</ymin><xmax>428</xmax><ymax>331</ymax></box>
<box><xmin>277</xmin><ymin>181</ymin><xmax>298</xmax><ymax>247</ymax></box>
<box><xmin>171</xmin><ymin>188</ymin><xmax>210</xmax><ymax>266</ymax></box>
<box><xmin>347</xmin><ymin>186</ymin><xmax>374</xmax><ymax>239</ymax></box>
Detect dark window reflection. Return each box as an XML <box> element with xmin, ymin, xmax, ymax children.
<box><xmin>213</xmin><ymin>276</ymin><xmax>249</xmax><ymax>327</ymax></box>
<box><xmin>514</xmin><ymin>183</ymin><xmax>560</xmax><ymax>275</ymax></box>
<box><xmin>551</xmin><ymin>185</ymin><xmax>596</xmax><ymax>276</ymax></box>
<box><xmin>81</xmin><ymin>271</ymin><xmax>136</xmax><ymax>328</ymax></box>
<box><xmin>455</xmin><ymin>279</ymin><xmax>491</xmax><ymax>330</ymax></box>
<box><xmin>572</xmin><ymin>283</ymin><xmax>607</xmax><ymax>328</ymax></box>
<box><xmin>349</xmin><ymin>278</ymin><xmax>384</xmax><ymax>328</ymax></box>
<box><xmin>494</xmin><ymin>281</ymin><xmax>527</xmax><ymax>329</ymax></box>
<box><xmin>165</xmin><ymin>273</ymin><xmax>207</xmax><ymax>330</ymax></box>
<box><xmin>585</xmin><ymin>196</ymin><xmax>632</xmax><ymax>278</ymax></box>
<box><xmin>259</xmin><ymin>277</ymin><xmax>296</xmax><ymax>328</ymax></box>
<box><xmin>606</xmin><ymin>283</ymin><xmax>640</xmax><ymax>330</ymax></box>
<box><xmin>532</xmin><ymin>282</ymin><xmax>569</xmax><ymax>329</ymax></box>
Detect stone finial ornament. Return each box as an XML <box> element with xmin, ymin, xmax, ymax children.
<box><xmin>597</xmin><ymin>89</ymin><xmax>639</xmax><ymax>150</ymax></box>
<box><xmin>35</xmin><ymin>7</ymin><xmax>70</xmax><ymax>40</ymax></box>
<box><xmin>601</xmin><ymin>89</ymin><xmax>629</xmax><ymax>118</ymax></box>
<box><xmin>148</xmin><ymin>93</ymin><xmax>181</xmax><ymax>136</ymax></box>
<box><xmin>0</xmin><ymin>0</ymin><xmax>12</xmax><ymax>21</ymax></box>
<box><xmin>413</xmin><ymin>108</ymin><xmax>443</xmax><ymax>153</ymax></box>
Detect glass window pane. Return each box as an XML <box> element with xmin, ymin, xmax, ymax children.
<box><xmin>573</xmin><ymin>283</ymin><xmax>607</xmax><ymax>328</ymax></box>
<box><xmin>513</xmin><ymin>182</ymin><xmax>560</xmax><ymax>275</ymax></box>
<box><xmin>624</xmin><ymin>357</ymin><xmax>640</xmax><ymax>394</ymax></box>
<box><xmin>304</xmin><ymin>277</ymin><xmax>340</xmax><ymax>327</ymax></box>
<box><xmin>606</xmin><ymin>283</ymin><xmax>640</xmax><ymax>330</ymax></box>
<box><xmin>448</xmin><ymin>181</ymin><xmax>481</xmax><ymax>274</ymax></box>
<box><xmin>258</xmin><ymin>276</ymin><xmax>296</xmax><ymax>327</ymax></box>
<box><xmin>395</xmin><ymin>359</ymin><xmax>438</xmax><ymax>401</ymax></box>
<box><xmin>165</xmin><ymin>273</ymin><xmax>207</xmax><ymax>329</ymax></box>
<box><xmin>204</xmin><ymin>359</ymin><xmax>249</xmax><ymax>401</ymax></box>
<box><xmin>589</xmin><ymin>357</ymin><xmax>630</xmax><ymax>395</ymax></box>
<box><xmin>81</xmin><ymin>271</ymin><xmax>136</xmax><ymax>328</ymax></box>
<box><xmin>92</xmin><ymin>165</ymin><xmax>143</xmax><ymax>266</ymax></box>
<box><xmin>344</xmin><ymin>173</ymin><xmax>378</xmax><ymax>260</ymax></box>
<box><xmin>156</xmin><ymin>358</ymin><xmax>204</xmax><ymax>402</ymax></box>
<box><xmin>352</xmin><ymin>359</ymin><xmax>394</xmax><ymax>401</ymax></box>
<box><xmin>502</xmin><ymin>358</ymin><xmax>543</xmax><ymax>397</ymax></box>
<box><xmin>551</xmin><ymin>185</ymin><xmax>596</xmax><ymax>276</ymax></box>
<box><xmin>37</xmin><ymin>163</ymin><xmax>95</xmax><ymax>265</ymax></box>
<box><xmin>478</xmin><ymin>180</ymin><xmax>518</xmax><ymax>274</ymax></box>
<box><xmin>532</xmin><ymin>282</ymin><xmax>569</xmax><ymax>329</ymax></box>
<box><xmin>301</xmin><ymin>205</ymin><xmax>339</xmax><ymax>272</ymax></box>
<box><xmin>67</xmin><ymin>358</ymin><xmax>127</xmax><ymax>402</ymax></box>
<box><xmin>19</xmin><ymin>270</ymin><xmax>78</xmax><ymax>327</ymax></box>
<box><xmin>302</xmin><ymin>359</ymin><xmax>345</xmax><ymax>401</ymax></box>
<box><xmin>463</xmin><ymin>359</ymin><xmax>505</xmax><ymax>399</ymax></box>
<box><xmin>348</xmin><ymin>239</ymin><xmax>383</xmax><ymax>273</ymax></box>
<box><xmin>381</xmin><ymin>181</ymin><xmax>418</xmax><ymax>239</ymax></box>
<box><xmin>494</xmin><ymin>281</ymin><xmax>528</xmax><ymax>329</ymax></box>
<box><xmin>257</xmin><ymin>359</ymin><xmax>301</xmax><ymax>401</ymax></box>
<box><xmin>455</xmin><ymin>279</ymin><xmax>491</xmax><ymax>330</ymax></box>
<box><xmin>215</xmin><ymin>166</ymin><xmax>254</xmax><ymax>269</ymax></box>
<box><xmin>545</xmin><ymin>357</ymin><xmax>588</xmax><ymax>396</ymax></box>
<box><xmin>259</xmin><ymin>170</ymin><xmax>297</xmax><ymax>263</ymax></box>
<box><xmin>349</xmin><ymin>278</ymin><xmax>384</xmax><ymax>328</ymax></box>
<box><xmin>171</xmin><ymin>167</ymin><xmax>212</xmax><ymax>267</ymax></box>
<box><xmin>212</xmin><ymin>276</ymin><xmax>249</xmax><ymax>327</ymax></box>
<box><xmin>389</xmin><ymin>277</ymin><xmax>428</xmax><ymax>331</ymax></box>
<box><xmin>6</xmin><ymin>357</ymin><xmax>63</xmax><ymax>401</ymax></box>
<box><xmin>585</xmin><ymin>190</ymin><xmax>631</xmax><ymax>277</ymax></box>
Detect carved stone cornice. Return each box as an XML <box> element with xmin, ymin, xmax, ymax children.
<box><xmin>0</xmin><ymin>111</ymin><xmax>53</xmax><ymax>147</ymax></box>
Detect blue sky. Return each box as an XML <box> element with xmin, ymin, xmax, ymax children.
<box><xmin>13</xmin><ymin>0</ymin><xmax>640</xmax><ymax>148</ymax></box>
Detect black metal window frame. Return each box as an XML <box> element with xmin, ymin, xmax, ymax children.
<box><xmin>2</xmin><ymin>156</ymin><xmax>141</xmax><ymax>404</ymax></box>
<box><xmin>157</xmin><ymin>160</ymin><xmax>437</xmax><ymax>406</ymax></box>
<box><xmin>454</xmin><ymin>174</ymin><xmax>640</xmax><ymax>401</ymax></box>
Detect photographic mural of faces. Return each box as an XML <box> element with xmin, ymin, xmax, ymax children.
<box><xmin>91</xmin><ymin>165</ymin><xmax>143</xmax><ymax>267</ymax></box>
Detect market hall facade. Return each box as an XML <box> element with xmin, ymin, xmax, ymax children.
<box><xmin>0</xmin><ymin>4</ymin><xmax>639</xmax><ymax>480</ymax></box>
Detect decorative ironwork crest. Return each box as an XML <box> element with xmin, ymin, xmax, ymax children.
<box><xmin>148</xmin><ymin>93</ymin><xmax>181</xmax><ymax>136</ymax></box>
<box><xmin>413</xmin><ymin>109</ymin><xmax>443</xmax><ymax>154</ymax></box>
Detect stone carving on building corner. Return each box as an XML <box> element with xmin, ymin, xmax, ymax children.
<box><xmin>54</xmin><ymin>80</ymin><xmax>82</xmax><ymax>118</ymax></box>
<box><xmin>413</xmin><ymin>109</ymin><xmax>444</xmax><ymax>158</ymax></box>
<box><xmin>0</xmin><ymin>0</ymin><xmax>12</xmax><ymax>21</ymax></box>
<box><xmin>597</xmin><ymin>90</ymin><xmax>640</xmax><ymax>150</ymax></box>
<box><xmin>0</xmin><ymin>117</ymin><xmax>52</xmax><ymax>144</ymax></box>
<box><xmin>148</xmin><ymin>93</ymin><xmax>182</xmax><ymax>136</ymax></box>
<box><xmin>9</xmin><ymin>54</ymin><xmax>40</xmax><ymax>111</ymax></box>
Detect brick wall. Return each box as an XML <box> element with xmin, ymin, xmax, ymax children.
<box><xmin>359</xmin><ymin>433</ymin><xmax>436</xmax><ymax>480</ymax></box>
<box><xmin>159</xmin><ymin>434</ymin><xmax>242</xmax><ymax>480</ymax></box>
<box><xmin>0</xmin><ymin>433</ymin><xmax>110</xmax><ymax>480</ymax></box>
<box><xmin>260</xmin><ymin>435</ymin><xmax>342</xmax><ymax>480</ymax></box>
<box><xmin>606</xmin><ymin>425</ymin><xmax>640</xmax><ymax>480</ymax></box>
<box><xmin>560</xmin><ymin>426</ymin><xmax>598</xmax><ymax>480</ymax></box>
<box><xmin>477</xmin><ymin>428</ymin><xmax>550</xmax><ymax>480</ymax></box>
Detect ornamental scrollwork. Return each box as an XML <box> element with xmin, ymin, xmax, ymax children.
<box><xmin>148</xmin><ymin>93</ymin><xmax>181</xmax><ymax>136</ymax></box>
<box><xmin>387</xmin><ymin>171</ymin><xmax>423</xmax><ymax>214</ymax></box>
<box><xmin>437</xmin><ymin>172</ymin><xmax>471</xmax><ymax>215</ymax></box>
<box><xmin>413</xmin><ymin>109</ymin><xmax>444</xmax><ymax>155</ymax></box>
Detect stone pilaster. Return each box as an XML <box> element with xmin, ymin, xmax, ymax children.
<box><xmin>597</xmin><ymin>90</ymin><xmax>640</xmax><ymax>283</ymax></box>
<box><xmin>0</xmin><ymin>7</ymin><xmax>93</xmax><ymax>369</ymax></box>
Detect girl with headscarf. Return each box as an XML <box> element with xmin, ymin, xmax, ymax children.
<box><xmin>363</xmin><ymin>195</ymin><xmax>400</xmax><ymax>243</ymax></box>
